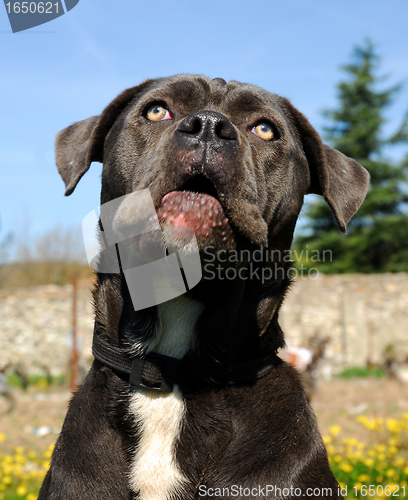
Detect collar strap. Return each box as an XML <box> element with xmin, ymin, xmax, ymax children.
<box><xmin>92</xmin><ymin>330</ymin><xmax>281</xmax><ymax>393</ymax></box>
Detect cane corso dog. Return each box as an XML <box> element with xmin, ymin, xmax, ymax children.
<box><xmin>39</xmin><ymin>75</ymin><xmax>369</xmax><ymax>500</ymax></box>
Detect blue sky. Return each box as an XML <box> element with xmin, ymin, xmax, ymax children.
<box><xmin>1</xmin><ymin>0</ymin><xmax>408</xmax><ymax>259</ymax></box>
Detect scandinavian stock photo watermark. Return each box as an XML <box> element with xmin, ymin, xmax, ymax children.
<box><xmin>201</xmin><ymin>245</ymin><xmax>331</xmax><ymax>282</ymax></box>
<box><xmin>82</xmin><ymin>190</ymin><xmax>332</xmax><ymax>312</ymax></box>
<box><xmin>82</xmin><ymin>189</ymin><xmax>202</xmax><ymax>312</ymax></box>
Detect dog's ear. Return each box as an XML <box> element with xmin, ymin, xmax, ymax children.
<box><xmin>55</xmin><ymin>115</ymin><xmax>100</xmax><ymax>196</ymax></box>
<box><xmin>283</xmin><ymin>98</ymin><xmax>370</xmax><ymax>233</ymax></box>
<box><xmin>318</xmin><ymin>144</ymin><xmax>370</xmax><ymax>233</ymax></box>
<box><xmin>56</xmin><ymin>80</ymin><xmax>157</xmax><ymax>196</ymax></box>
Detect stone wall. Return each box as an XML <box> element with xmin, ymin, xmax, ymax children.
<box><xmin>0</xmin><ymin>283</ymin><xmax>94</xmax><ymax>376</ymax></box>
<box><xmin>279</xmin><ymin>273</ymin><xmax>408</xmax><ymax>371</ymax></box>
<box><xmin>1</xmin><ymin>274</ymin><xmax>407</xmax><ymax>376</ymax></box>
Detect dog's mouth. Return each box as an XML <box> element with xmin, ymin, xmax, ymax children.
<box><xmin>156</xmin><ymin>175</ymin><xmax>234</xmax><ymax>245</ymax></box>
<box><xmin>180</xmin><ymin>175</ymin><xmax>220</xmax><ymax>200</ymax></box>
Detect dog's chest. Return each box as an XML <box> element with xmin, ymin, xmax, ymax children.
<box><xmin>128</xmin><ymin>297</ymin><xmax>204</xmax><ymax>500</ymax></box>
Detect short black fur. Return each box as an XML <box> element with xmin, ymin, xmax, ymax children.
<box><xmin>39</xmin><ymin>75</ymin><xmax>369</xmax><ymax>500</ymax></box>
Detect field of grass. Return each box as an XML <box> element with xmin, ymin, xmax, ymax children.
<box><xmin>327</xmin><ymin>415</ymin><xmax>408</xmax><ymax>498</ymax></box>
<box><xmin>1</xmin><ymin>377</ymin><xmax>407</xmax><ymax>499</ymax></box>
<box><xmin>0</xmin><ymin>262</ymin><xmax>93</xmax><ymax>289</ymax></box>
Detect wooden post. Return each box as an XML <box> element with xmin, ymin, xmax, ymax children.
<box><xmin>340</xmin><ymin>283</ymin><xmax>348</xmax><ymax>368</ymax></box>
<box><xmin>70</xmin><ymin>274</ymin><xmax>78</xmax><ymax>392</ymax></box>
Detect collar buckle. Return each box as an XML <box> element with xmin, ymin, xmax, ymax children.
<box><xmin>129</xmin><ymin>352</ymin><xmax>178</xmax><ymax>392</ymax></box>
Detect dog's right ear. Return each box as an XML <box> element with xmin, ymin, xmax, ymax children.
<box><xmin>55</xmin><ymin>80</ymin><xmax>157</xmax><ymax>196</ymax></box>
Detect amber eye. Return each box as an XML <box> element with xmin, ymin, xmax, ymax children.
<box><xmin>146</xmin><ymin>104</ymin><xmax>172</xmax><ymax>122</ymax></box>
<box><xmin>251</xmin><ymin>123</ymin><xmax>274</xmax><ymax>141</ymax></box>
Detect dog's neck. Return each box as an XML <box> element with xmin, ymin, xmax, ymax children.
<box><xmin>93</xmin><ymin>274</ymin><xmax>206</xmax><ymax>355</ymax></box>
<box><xmin>93</xmin><ymin>260</ymin><xmax>288</xmax><ymax>381</ymax></box>
<box><xmin>142</xmin><ymin>296</ymin><xmax>204</xmax><ymax>359</ymax></box>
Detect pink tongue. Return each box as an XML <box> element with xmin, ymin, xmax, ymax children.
<box><xmin>158</xmin><ymin>191</ymin><xmax>232</xmax><ymax>238</ymax></box>
<box><xmin>165</xmin><ymin>213</ymin><xmax>190</xmax><ymax>228</ymax></box>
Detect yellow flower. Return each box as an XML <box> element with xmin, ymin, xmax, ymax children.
<box><xmin>330</xmin><ymin>425</ymin><xmax>341</xmax><ymax>437</ymax></box>
<box><xmin>0</xmin><ymin>434</ymin><xmax>5</xmax><ymax>442</ymax></box>
<box><xmin>388</xmin><ymin>482</ymin><xmax>400</xmax><ymax>492</ymax></box>
<box><xmin>376</xmin><ymin>475</ymin><xmax>383</xmax><ymax>483</ymax></box>
<box><xmin>2</xmin><ymin>476</ymin><xmax>11</xmax><ymax>485</ymax></box>
<box><xmin>26</xmin><ymin>495</ymin><xmax>37</xmax><ymax>500</ymax></box>
<box><xmin>358</xmin><ymin>474</ymin><xmax>370</xmax><ymax>482</ymax></box>
<box><xmin>340</xmin><ymin>463</ymin><xmax>353</xmax><ymax>473</ymax></box>
<box><xmin>393</xmin><ymin>456</ymin><xmax>405</xmax><ymax>468</ymax></box>
<box><xmin>15</xmin><ymin>454</ymin><xmax>26</xmax><ymax>464</ymax></box>
<box><xmin>362</xmin><ymin>418</ymin><xmax>377</xmax><ymax>430</ymax></box>
<box><xmin>364</xmin><ymin>458</ymin><xmax>374</xmax><ymax>467</ymax></box>
<box><xmin>344</xmin><ymin>437</ymin><xmax>359</xmax><ymax>446</ymax></box>
<box><xmin>323</xmin><ymin>436</ymin><xmax>332</xmax><ymax>444</ymax></box>
<box><xmin>16</xmin><ymin>486</ymin><xmax>27</xmax><ymax>496</ymax></box>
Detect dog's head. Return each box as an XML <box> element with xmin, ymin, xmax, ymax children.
<box><xmin>56</xmin><ymin>75</ymin><xmax>369</xmax><ymax>258</ymax></box>
<box><xmin>56</xmin><ymin>75</ymin><xmax>370</xmax><ymax>374</ymax></box>
<box><xmin>56</xmin><ymin>76</ymin><xmax>369</xmax><ymax>367</ymax></box>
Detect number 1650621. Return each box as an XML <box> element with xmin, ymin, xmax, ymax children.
<box><xmin>5</xmin><ymin>2</ymin><xmax>59</xmax><ymax>14</ymax></box>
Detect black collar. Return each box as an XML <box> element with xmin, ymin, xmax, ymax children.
<box><xmin>92</xmin><ymin>328</ymin><xmax>281</xmax><ymax>393</ymax></box>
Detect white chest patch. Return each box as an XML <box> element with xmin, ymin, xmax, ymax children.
<box><xmin>128</xmin><ymin>296</ymin><xmax>204</xmax><ymax>500</ymax></box>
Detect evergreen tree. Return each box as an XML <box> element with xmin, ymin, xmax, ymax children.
<box><xmin>295</xmin><ymin>40</ymin><xmax>408</xmax><ymax>273</ymax></box>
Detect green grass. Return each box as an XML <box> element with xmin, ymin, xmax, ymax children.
<box><xmin>337</xmin><ymin>366</ymin><xmax>386</xmax><ymax>379</ymax></box>
<box><xmin>7</xmin><ymin>374</ymin><xmax>65</xmax><ymax>389</ymax></box>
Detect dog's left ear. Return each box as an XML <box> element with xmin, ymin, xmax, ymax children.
<box><xmin>283</xmin><ymin>98</ymin><xmax>370</xmax><ymax>233</ymax></box>
<box><xmin>56</xmin><ymin>80</ymin><xmax>157</xmax><ymax>196</ymax></box>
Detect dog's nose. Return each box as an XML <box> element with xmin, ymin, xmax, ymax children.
<box><xmin>178</xmin><ymin>110</ymin><xmax>237</xmax><ymax>142</ymax></box>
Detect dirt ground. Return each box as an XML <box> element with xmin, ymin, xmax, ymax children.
<box><xmin>312</xmin><ymin>377</ymin><xmax>408</xmax><ymax>441</ymax></box>
<box><xmin>1</xmin><ymin>378</ymin><xmax>407</xmax><ymax>455</ymax></box>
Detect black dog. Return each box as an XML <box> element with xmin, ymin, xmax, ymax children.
<box><xmin>39</xmin><ymin>75</ymin><xmax>369</xmax><ymax>500</ymax></box>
